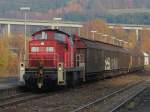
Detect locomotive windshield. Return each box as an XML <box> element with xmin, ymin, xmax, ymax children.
<box><xmin>33</xmin><ymin>31</ymin><xmax>67</xmax><ymax>42</ymax></box>
<box><xmin>54</xmin><ymin>33</ymin><xmax>66</xmax><ymax>42</ymax></box>
<box><xmin>33</xmin><ymin>31</ymin><xmax>48</xmax><ymax>40</ymax></box>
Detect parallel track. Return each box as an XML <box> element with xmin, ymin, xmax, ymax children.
<box><xmin>72</xmin><ymin>81</ymin><xmax>146</xmax><ymax>112</ymax></box>
<box><xmin>0</xmin><ymin>92</ymin><xmax>30</xmax><ymax>101</ymax></box>
<box><xmin>0</xmin><ymin>76</ymin><xmax>147</xmax><ymax>112</ymax></box>
<box><xmin>110</xmin><ymin>83</ymin><xmax>148</xmax><ymax>112</ymax></box>
<box><xmin>0</xmin><ymin>92</ymin><xmax>48</xmax><ymax>109</ymax></box>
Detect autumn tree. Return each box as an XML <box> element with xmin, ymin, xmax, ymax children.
<box><xmin>140</xmin><ymin>30</ymin><xmax>150</xmax><ymax>54</ymax></box>
<box><xmin>111</xmin><ymin>25</ymin><xmax>128</xmax><ymax>41</ymax></box>
<box><xmin>0</xmin><ymin>36</ymin><xmax>18</xmax><ymax>76</ymax></box>
<box><xmin>9</xmin><ymin>34</ymin><xmax>25</xmax><ymax>61</ymax></box>
<box><xmin>127</xmin><ymin>30</ymin><xmax>137</xmax><ymax>49</ymax></box>
<box><xmin>80</xmin><ymin>18</ymin><xmax>146</xmax><ymax>51</ymax></box>
<box><xmin>0</xmin><ymin>33</ymin><xmax>28</xmax><ymax>77</ymax></box>
<box><xmin>80</xmin><ymin>19</ymin><xmax>110</xmax><ymax>40</ymax></box>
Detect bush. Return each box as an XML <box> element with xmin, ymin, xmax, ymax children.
<box><xmin>0</xmin><ymin>37</ymin><xmax>18</xmax><ymax>77</ymax></box>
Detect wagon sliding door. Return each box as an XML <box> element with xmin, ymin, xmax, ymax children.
<box><xmin>86</xmin><ymin>48</ymin><xmax>103</xmax><ymax>76</ymax></box>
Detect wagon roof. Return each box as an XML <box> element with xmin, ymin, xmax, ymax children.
<box><xmin>79</xmin><ymin>37</ymin><xmax>129</xmax><ymax>53</ymax></box>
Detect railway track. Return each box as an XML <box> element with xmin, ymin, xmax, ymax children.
<box><xmin>0</xmin><ymin>92</ymin><xmax>48</xmax><ymax>110</ymax></box>
<box><xmin>0</xmin><ymin>92</ymin><xmax>29</xmax><ymax>102</ymax></box>
<box><xmin>110</xmin><ymin>88</ymin><xmax>146</xmax><ymax>112</ymax></box>
<box><xmin>0</xmin><ymin>87</ymin><xmax>19</xmax><ymax>99</ymax></box>
<box><xmin>110</xmin><ymin>82</ymin><xmax>150</xmax><ymax>112</ymax></box>
<box><xmin>72</xmin><ymin>80</ymin><xmax>147</xmax><ymax>112</ymax></box>
<box><xmin>0</xmin><ymin>74</ymin><xmax>146</xmax><ymax>112</ymax></box>
<box><xmin>0</xmin><ymin>87</ymin><xmax>69</xmax><ymax>112</ymax></box>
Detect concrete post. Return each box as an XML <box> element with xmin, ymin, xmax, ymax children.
<box><xmin>136</xmin><ymin>29</ymin><xmax>139</xmax><ymax>41</ymax></box>
<box><xmin>51</xmin><ymin>26</ymin><xmax>55</xmax><ymax>29</ymax></box>
<box><xmin>7</xmin><ymin>24</ymin><xmax>11</xmax><ymax>37</ymax></box>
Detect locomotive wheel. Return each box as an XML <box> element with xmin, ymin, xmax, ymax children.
<box><xmin>28</xmin><ymin>77</ymin><xmax>37</xmax><ymax>91</ymax></box>
<box><xmin>43</xmin><ymin>78</ymin><xmax>57</xmax><ymax>91</ymax></box>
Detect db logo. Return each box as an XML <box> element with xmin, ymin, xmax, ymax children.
<box><xmin>105</xmin><ymin>57</ymin><xmax>111</xmax><ymax>70</ymax></box>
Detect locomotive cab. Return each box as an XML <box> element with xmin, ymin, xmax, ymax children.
<box><xmin>29</xmin><ymin>29</ymin><xmax>72</xmax><ymax>68</ymax></box>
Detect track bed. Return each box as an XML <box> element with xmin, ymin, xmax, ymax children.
<box><xmin>0</xmin><ymin>72</ymin><xmax>148</xmax><ymax>112</ymax></box>
<box><xmin>115</xmin><ymin>87</ymin><xmax>150</xmax><ymax>112</ymax></box>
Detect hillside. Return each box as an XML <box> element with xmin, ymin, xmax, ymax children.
<box><xmin>1</xmin><ymin>0</ymin><xmax>150</xmax><ymax>24</ymax></box>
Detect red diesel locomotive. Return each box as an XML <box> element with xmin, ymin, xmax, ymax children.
<box><xmin>21</xmin><ymin>29</ymin><xmax>144</xmax><ymax>90</ymax></box>
<box><xmin>22</xmin><ymin>29</ymin><xmax>84</xmax><ymax>89</ymax></box>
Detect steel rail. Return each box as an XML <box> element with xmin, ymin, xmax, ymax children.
<box><xmin>109</xmin><ymin>86</ymin><xmax>147</xmax><ymax>112</ymax></box>
<box><xmin>0</xmin><ymin>92</ymin><xmax>30</xmax><ymax>101</ymax></box>
<box><xmin>0</xmin><ymin>93</ymin><xmax>47</xmax><ymax>108</ymax></box>
<box><xmin>71</xmin><ymin>81</ymin><xmax>144</xmax><ymax>112</ymax></box>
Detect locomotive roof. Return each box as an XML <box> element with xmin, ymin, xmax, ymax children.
<box><xmin>32</xmin><ymin>29</ymin><xmax>70</xmax><ymax>37</ymax></box>
<box><xmin>79</xmin><ymin>37</ymin><xmax>129</xmax><ymax>53</ymax></box>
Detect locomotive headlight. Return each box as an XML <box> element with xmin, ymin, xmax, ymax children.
<box><xmin>41</xmin><ymin>42</ymin><xmax>44</xmax><ymax>45</ymax></box>
<box><xmin>58</xmin><ymin>67</ymin><xmax>62</xmax><ymax>71</ymax></box>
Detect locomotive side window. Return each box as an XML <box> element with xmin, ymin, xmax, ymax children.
<box><xmin>31</xmin><ymin>47</ymin><xmax>39</xmax><ymax>52</ymax></box>
<box><xmin>46</xmin><ymin>47</ymin><xmax>54</xmax><ymax>52</ymax></box>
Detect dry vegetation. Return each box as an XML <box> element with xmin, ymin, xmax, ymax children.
<box><xmin>80</xmin><ymin>19</ymin><xmax>150</xmax><ymax>54</ymax></box>
<box><xmin>141</xmin><ymin>30</ymin><xmax>150</xmax><ymax>54</ymax></box>
<box><xmin>80</xmin><ymin>19</ymin><xmax>137</xmax><ymax>49</ymax></box>
<box><xmin>0</xmin><ymin>34</ymin><xmax>25</xmax><ymax>77</ymax></box>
